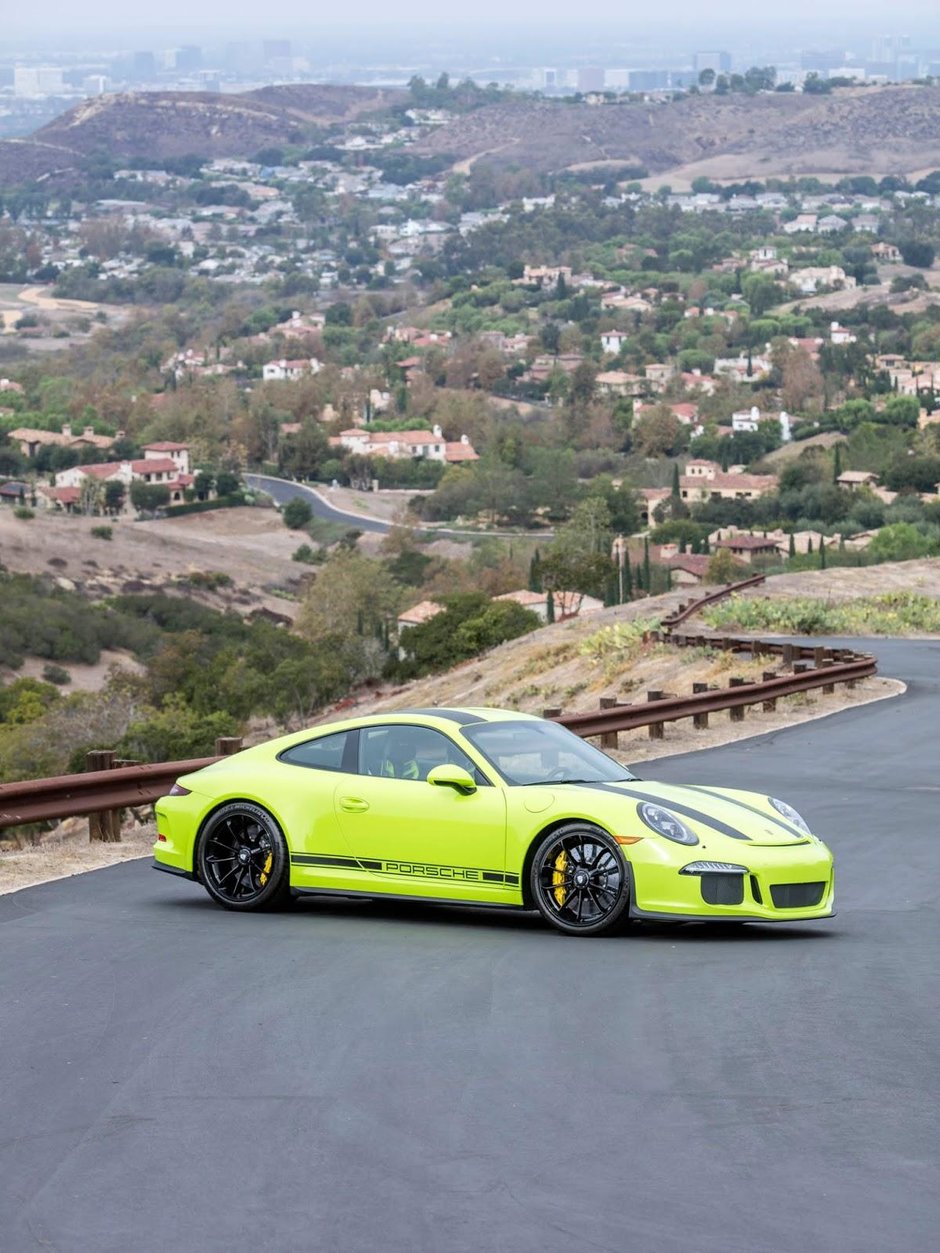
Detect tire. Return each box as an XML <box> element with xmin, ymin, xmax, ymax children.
<box><xmin>197</xmin><ymin>802</ymin><xmax>292</xmax><ymax>912</ymax></box>
<box><xmin>530</xmin><ymin>824</ymin><xmax>631</xmax><ymax>937</ymax></box>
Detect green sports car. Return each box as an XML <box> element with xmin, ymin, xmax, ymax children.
<box><xmin>153</xmin><ymin>707</ymin><xmax>834</xmax><ymax>936</ymax></box>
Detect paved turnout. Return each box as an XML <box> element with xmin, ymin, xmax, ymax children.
<box><xmin>1</xmin><ymin>638</ymin><xmax>938</xmax><ymax>1253</ymax></box>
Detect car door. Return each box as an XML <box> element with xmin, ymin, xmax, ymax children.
<box><xmin>332</xmin><ymin>724</ymin><xmax>511</xmax><ymax>901</ymax></box>
<box><xmin>275</xmin><ymin>727</ymin><xmax>375</xmax><ymax>894</ymax></box>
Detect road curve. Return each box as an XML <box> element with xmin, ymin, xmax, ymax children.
<box><xmin>1</xmin><ymin>637</ymin><xmax>938</xmax><ymax>1252</ymax></box>
<box><xmin>245</xmin><ymin>472</ymin><xmax>554</xmax><ymax>541</ymax></box>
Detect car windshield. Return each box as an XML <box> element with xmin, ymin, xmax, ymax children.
<box><xmin>462</xmin><ymin>720</ymin><xmax>638</xmax><ymax>787</ymax></box>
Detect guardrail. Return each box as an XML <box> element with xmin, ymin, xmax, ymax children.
<box><xmin>0</xmin><ymin>638</ymin><xmax>876</xmax><ymax>835</ymax></box>
<box><xmin>660</xmin><ymin>574</ymin><xmax>766</xmax><ymax>631</ymax></box>
<box><xmin>544</xmin><ymin>634</ymin><xmax>876</xmax><ymax>747</ymax></box>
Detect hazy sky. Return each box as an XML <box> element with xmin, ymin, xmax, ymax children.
<box><xmin>9</xmin><ymin>2</ymin><xmax>940</xmax><ymax>35</ymax></box>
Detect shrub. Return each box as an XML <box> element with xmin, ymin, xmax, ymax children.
<box><xmin>13</xmin><ymin>507</ymin><xmax>33</xmax><ymax>520</ymax></box>
<box><xmin>282</xmin><ymin>497</ymin><xmax>314</xmax><ymax>529</ymax></box>
<box><xmin>41</xmin><ymin>663</ymin><xmax>71</xmax><ymax>686</ymax></box>
<box><xmin>91</xmin><ymin>525</ymin><xmax>113</xmax><ymax>540</ymax></box>
<box><xmin>292</xmin><ymin>543</ymin><xmax>323</xmax><ymax>564</ymax></box>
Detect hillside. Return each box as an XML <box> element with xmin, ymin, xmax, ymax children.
<box><xmin>0</xmin><ymin>83</ymin><xmax>404</xmax><ymax>185</ymax></box>
<box><xmin>4</xmin><ymin>82</ymin><xmax>940</xmax><ymax>190</ymax></box>
<box><xmin>329</xmin><ymin>565</ymin><xmax>923</xmax><ymax>762</ymax></box>
<box><xmin>414</xmin><ymin>84</ymin><xmax>940</xmax><ymax>182</ymax></box>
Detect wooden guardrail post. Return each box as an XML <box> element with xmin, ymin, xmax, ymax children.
<box><xmin>543</xmin><ymin>707</ymin><xmax>562</xmax><ymax>719</ymax></box>
<box><xmin>215</xmin><ymin>737</ymin><xmax>243</xmax><ymax>756</ymax></box>
<box><xmin>728</xmin><ymin>677</ymin><xmax>748</xmax><ymax>722</ymax></box>
<box><xmin>762</xmin><ymin>671</ymin><xmax>778</xmax><ymax>712</ymax></box>
<box><xmin>692</xmin><ymin>682</ymin><xmax>709</xmax><ymax>729</ymax></box>
<box><xmin>86</xmin><ymin>750</ymin><xmax>121</xmax><ymax>843</ymax></box>
<box><xmin>782</xmin><ymin>643</ymin><xmax>794</xmax><ymax>667</ymax></box>
<box><xmin>647</xmin><ymin>691</ymin><xmax>665</xmax><ymax>739</ymax></box>
<box><xmin>599</xmin><ymin>698</ymin><xmax>620</xmax><ymax>749</ymax></box>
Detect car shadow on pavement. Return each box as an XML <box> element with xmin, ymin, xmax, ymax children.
<box><xmin>150</xmin><ymin>892</ymin><xmax>836</xmax><ymax>940</ymax></box>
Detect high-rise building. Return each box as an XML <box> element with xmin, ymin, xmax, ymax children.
<box><xmin>175</xmin><ymin>45</ymin><xmax>203</xmax><ymax>73</ymax></box>
<box><xmin>132</xmin><ymin>50</ymin><xmax>156</xmax><ymax>80</ymax></box>
<box><xmin>694</xmin><ymin>51</ymin><xmax>731</xmax><ymax>74</ymax></box>
<box><xmin>14</xmin><ymin>66</ymin><xmax>65</xmax><ymax>96</ymax></box>
<box><xmin>577</xmin><ymin>66</ymin><xmax>605</xmax><ymax>93</ymax></box>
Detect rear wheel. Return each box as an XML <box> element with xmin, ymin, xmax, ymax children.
<box><xmin>197</xmin><ymin>802</ymin><xmax>291</xmax><ymax>912</ymax></box>
<box><xmin>530</xmin><ymin>824</ymin><xmax>631</xmax><ymax>937</ymax></box>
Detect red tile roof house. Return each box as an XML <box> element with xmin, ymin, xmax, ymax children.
<box><xmin>52</xmin><ymin>443</ymin><xmax>194</xmax><ymax>508</ymax></box>
<box><xmin>663</xmin><ymin>553</ymin><xmax>711</xmax><ymax>585</ymax></box>
<box><xmin>713</xmin><ymin>535</ymin><xmax>780</xmax><ymax>564</ymax></box>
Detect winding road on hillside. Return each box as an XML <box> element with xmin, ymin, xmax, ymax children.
<box><xmin>245</xmin><ymin>472</ymin><xmax>554</xmax><ymax>541</ymax></box>
<box><xmin>1</xmin><ymin>637</ymin><xmax>938</xmax><ymax>1252</ymax></box>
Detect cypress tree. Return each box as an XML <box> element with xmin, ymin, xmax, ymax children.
<box><xmin>643</xmin><ymin>536</ymin><xmax>651</xmax><ymax>593</ymax></box>
<box><xmin>624</xmin><ymin>554</ymin><xmax>633</xmax><ymax>600</ymax></box>
<box><xmin>546</xmin><ymin>588</ymin><xmax>555</xmax><ymax>623</ymax></box>
<box><xmin>820</xmin><ymin>539</ymin><xmax>827</xmax><ymax>569</ymax></box>
<box><xmin>833</xmin><ymin>444</ymin><xmax>843</xmax><ymax>482</ymax></box>
<box><xmin>671</xmin><ymin>461</ymin><xmax>681</xmax><ymax>499</ymax></box>
<box><xmin>788</xmin><ymin>532</ymin><xmax>796</xmax><ymax>559</ymax></box>
<box><xmin>529</xmin><ymin>550</ymin><xmax>542</xmax><ymax>593</ymax></box>
<box><xmin>807</xmin><ymin>537</ymin><xmax>813</xmax><ymax>554</ymax></box>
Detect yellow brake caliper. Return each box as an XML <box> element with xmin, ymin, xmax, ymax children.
<box><xmin>259</xmin><ymin>852</ymin><xmax>273</xmax><ymax>886</ymax></box>
<box><xmin>552</xmin><ymin>850</ymin><xmax>568</xmax><ymax>908</ymax></box>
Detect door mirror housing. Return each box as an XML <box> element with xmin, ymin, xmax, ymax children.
<box><xmin>426</xmin><ymin>764</ymin><xmax>477</xmax><ymax>795</ymax></box>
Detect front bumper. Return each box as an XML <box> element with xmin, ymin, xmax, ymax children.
<box><xmin>630</xmin><ymin>843</ymin><xmax>835</xmax><ymax>922</ymax></box>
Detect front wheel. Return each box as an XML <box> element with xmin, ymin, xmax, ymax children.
<box><xmin>530</xmin><ymin>824</ymin><xmax>631</xmax><ymax>937</ymax></box>
<box><xmin>197</xmin><ymin>802</ymin><xmax>291</xmax><ymax>911</ymax></box>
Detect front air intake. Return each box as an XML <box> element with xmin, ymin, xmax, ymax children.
<box><xmin>770</xmin><ymin>882</ymin><xmax>826</xmax><ymax>909</ymax></box>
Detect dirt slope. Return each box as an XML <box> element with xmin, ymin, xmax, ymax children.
<box><xmin>415</xmin><ymin>85</ymin><xmax>940</xmax><ymax>180</ymax></box>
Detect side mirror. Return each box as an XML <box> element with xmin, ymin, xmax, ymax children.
<box><xmin>427</xmin><ymin>764</ymin><xmax>477</xmax><ymax>795</ymax></box>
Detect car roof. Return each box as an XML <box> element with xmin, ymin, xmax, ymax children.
<box><xmin>240</xmin><ymin>707</ymin><xmax>542</xmax><ymax>760</ymax></box>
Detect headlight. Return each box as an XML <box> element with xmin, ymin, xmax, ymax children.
<box><xmin>638</xmin><ymin>802</ymin><xmax>698</xmax><ymax>845</ymax></box>
<box><xmin>769</xmin><ymin>797</ymin><xmax>811</xmax><ymax>834</ymax></box>
<box><xmin>680</xmin><ymin>861</ymin><xmax>748</xmax><ymax>875</ymax></box>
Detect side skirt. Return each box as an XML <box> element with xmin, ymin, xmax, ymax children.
<box><xmin>293</xmin><ymin>885</ymin><xmax>531</xmax><ymax>911</ymax></box>
<box><xmin>152</xmin><ymin>860</ymin><xmax>195</xmax><ymax>882</ymax></box>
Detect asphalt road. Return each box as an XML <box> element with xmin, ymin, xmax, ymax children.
<box><xmin>2</xmin><ymin>637</ymin><xmax>938</xmax><ymax>1252</ymax></box>
<box><xmin>245</xmin><ymin>472</ymin><xmax>553</xmax><ymax>541</ymax></box>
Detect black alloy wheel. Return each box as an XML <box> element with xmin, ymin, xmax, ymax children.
<box><xmin>530</xmin><ymin>824</ymin><xmax>631</xmax><ymax>936</ymax></box>
<box><xmin>197</xmin><ymin>802</ymin><xmax>291</xmax><ymax>911</ymax></box>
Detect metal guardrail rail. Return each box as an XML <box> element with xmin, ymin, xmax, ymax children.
<box><xmin>660</xmin><ymin>574</ymin><xmax>766</xmax><ymax>630</ymax></box>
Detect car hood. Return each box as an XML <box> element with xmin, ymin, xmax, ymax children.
<box><xmin>558</xmin><ymin>779</ymin><xmax>811</xmax><ymax>846</ymax></box>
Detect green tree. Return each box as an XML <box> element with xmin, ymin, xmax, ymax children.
<box><xmin>130</xmin><ymin>482</ymin><xmax>171</xmax><ymax>514</ymax></box>
<box><xmin>282</xmin><ymin>496</ymin><xmax>314</xmax><ymax>529</ymax></box>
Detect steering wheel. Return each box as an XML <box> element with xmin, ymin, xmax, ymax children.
<box><xmin>544</xmin><ymin>766</ymin><xmax>570</xmax><ymax>781</ymax></box>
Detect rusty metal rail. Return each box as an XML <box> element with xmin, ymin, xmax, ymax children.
<box><xmin>661</xmin><ymin>574</ymin><xmax>766</xmax><ymax>630</ymax></box>
<box><xmin>550</xmin><ymin>652</ymin><xmax>875</xmax><ymax>740</ymax></box>
<box><xmin>0</xmin><ymin>756</ymin><xmax>219</xmax><ymax>831</ymax></box>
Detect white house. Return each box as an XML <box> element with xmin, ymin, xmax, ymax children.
<box><xmin>262</xmin><ymin>357</ymin><xmax>322</xmax><ymax>382</ymax></box>
<box><xmin>600</xmin><ymin>330</ymin><xmax>628</xmax><ymax>354</ymax></box>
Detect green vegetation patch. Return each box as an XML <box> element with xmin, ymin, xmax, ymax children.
<box><xmin>703</xmin><ymin>592</ymin><xmax>940</xmax><ymax>636</ymax></box>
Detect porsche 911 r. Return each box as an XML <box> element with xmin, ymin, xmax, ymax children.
<box><xmin>153</xmin><ymin>707</ymin><xmax>834</xmax><ymax>936</ymax></box>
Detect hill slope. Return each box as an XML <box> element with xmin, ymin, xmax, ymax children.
<box><xmin>0</xmin><ymin>83</ymin><xmax>404</xmax><ymax>185</ymax></box>
<box><xmin>414</xmin><ymin>85</ymin><xmax>940</xmax><ymax>181</ymax></box>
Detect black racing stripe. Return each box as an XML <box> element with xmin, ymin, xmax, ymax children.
<box><xmin>291</xmin><ymin>854</ymin><xmax>381</xmax><ymax>871</ymax></box>
<box><xmin>572</xmin><ymin>781</ymin><xmax>752</xmax><ymax>841</ymax></box>
<box><xmin>681</xmin><ymin>786</ymin><xmax>808</xmax><ymax>839</ymax></box>
<box><xmin>292</xmin><ymin>853</ymin><xmax>517</xmax><ymax>884</ymax></box>
<box><xmin>388</xmin><ymin>707</ymin><xmax>486</xmax><ymax>725</ymax></box>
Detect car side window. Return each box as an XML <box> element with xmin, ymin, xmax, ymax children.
<box><xmin>279</xmin><ymin>730</ymin><xmax>352</xmax><ymax>773</ymax></box>
<box><xmin>358</xmin><ymin>725</ymin><xmax>484</xmax><ymax>784</ymax></box>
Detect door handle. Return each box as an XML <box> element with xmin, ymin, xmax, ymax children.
<box><xmin>339</xmin><ymin>797</ymin><xmax>370</xmax><ymax>812</ymax></box>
